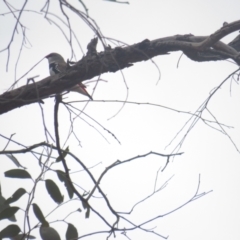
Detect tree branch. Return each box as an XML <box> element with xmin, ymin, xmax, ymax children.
<box><xmin>0</xmin><ymin>19</ymin><xmax>240</xmax><ymax>115</ymax></box>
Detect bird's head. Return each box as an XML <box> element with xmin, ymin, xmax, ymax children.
<box><xmin>45</xmin><ymin>53</ymin><xmax>65</xmax><ymax>64</ymax></box>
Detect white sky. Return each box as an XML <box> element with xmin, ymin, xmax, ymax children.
<box><xmin>0</xmin><ymin>0</ymin><xmax>240</xmax><ymax>240</ymax></box>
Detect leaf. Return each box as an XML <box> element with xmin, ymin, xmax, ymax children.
<box><xmin>4</xmin><ymin>169</ymin><xmax>32</xmax><ymax>179</ymax></box>
<box><xmin>5</xmin><ymin>188</ymin><xmax>27</xmax><ymax>204</ymax></box>
<box><xmin>10</xmin><ymin>233</ymin><xmax>36</xmax><ymax>240</ymax></box>
<box><xmin>66</xmin><ymin>223</ymin><xmax>78</xmax><ymax>240</ymax></box>
<box><xmin>82</xmin><ymin>200</ymin><xmax>89</xmax><ymax>210</ymax></box>
<box><xmin>56</xmin><ymin>170</ymin><xmax>65</xmax><ymax>182</ymax></box>
<box><xmin>32</xmin><ymin>203</ymin><xmax>46</xmax><ymax>224</ymax></box>
<box><xmin>45</xmin><ymin>179</ymin><xmax>64</xmax><ymax>204</ymax></box>
<box><xmin>0</xmin><ymin>224</ymin><xmax>21</xmax><ymax>238</ymax></box>
<box><xmin>104</xmin><ymin>0</ymin><xmax>129</xmax><ymax>4</ymax></box>
<box><xmin>85</xmin><ymin>207</ymin><xmax>90</xmax><ymax>219</ymax></box>
<box><xmin>56</xmin><ymin>170</ymin><xmax>73</xmax><ymax>199</ymax></box>
<box><xmin>56</xmin><ymin>146</ymin><xmax>69</xmax><ymax>162</ymax></box>
<box><xmin>6</xmin><ymin>154</ymin><xmax>27</xmax><ymax>169</ymax></box>
<box><xmin>64</xmin><ymin>180</ymin><xmax>74</xmax><ymax>199</ymax></box>
<box><xmin>0</xmin><ymin>206</ymin><xmax>19</xmax><ymax>220</ymax></box>
<box><xmin>40</xmin><ymin>225</ymin><xmax>61</xmax><ymax>240</ymax></box>
<box><xmin>0</xmin><ymin>194</ymin><xmax>16</xmax><ymax>222</ymax></box>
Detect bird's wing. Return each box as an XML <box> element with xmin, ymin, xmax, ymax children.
<box><xmin>49</xmin><ymin>62</ymin><xmax>61</xmax><ymax>75</ymax></box>
<box><xmin>69</xmin><ymin>83</ymin><xmax>93</xmax><ymax>100</ymax></box>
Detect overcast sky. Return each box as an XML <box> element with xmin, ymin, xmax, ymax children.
<box><xmin>1</xmin><ymin>0</ymin><xmax>240</xmax><ymax>240</ymax></box>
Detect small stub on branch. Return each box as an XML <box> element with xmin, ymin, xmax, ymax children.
<box><xmin>87</xmin><ymin>38</ymin><xmax>98</xmax><ymax>56</ymax></box>
<box><xmin>223</xmin><ymin>21</ymin><xmax>228</xmax><ymax>26</ymax></box>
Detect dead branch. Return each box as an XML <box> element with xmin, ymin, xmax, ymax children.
<box><xmin>0</xmin><ymin>19</ymin><xmax>240</xmax><ymax>115</ymax></box>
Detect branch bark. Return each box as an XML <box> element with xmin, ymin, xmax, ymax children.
<box><xmin>0</xmin><ymin>20</ymin><xmax>240</xmax><ymax>115</ymax></box>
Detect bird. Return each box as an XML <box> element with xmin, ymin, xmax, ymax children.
<box><xmin>45</xmin><ymin>53</ymin><xmax>93</xmax><ymax>100</ymax></box>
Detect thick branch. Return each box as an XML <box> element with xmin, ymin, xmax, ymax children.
<box><xmin>0</xmin><ymin>20</ymin><xmax>240</xmax><ymax>114</ymax></box>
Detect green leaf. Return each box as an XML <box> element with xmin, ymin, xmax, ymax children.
<box><xmin>64</xmin><ymin>180</ymin><xmax>73</xmax><ymax>199</ymax></box>
<box><xmin>0</xmin><ymin>206</ymin><xmax>19</xmax><ymax>220</ymax></box>
<box><xmin>4</xmin><ymin>169</ymin><xmax>31</xmax><ymax>179</ymax></box>
<box><xmin>85</xmin><ymin>207</ymin><xmax>90</xmax><ymax>219</ymax></box>
<box><xmin>45</xmin><ymin>179</ymin><xmax>64</xmax><ymax>204</ymax></box>
<box><xmin>56</xmin><ymin>170</ymin><xmax>73</xmax><ymax>199</ymax></box>
<box><xmin>10</xmin><ymin>233</ymin><xmax>36</xmax><ymax>240</ymax></box>
<box><xmin>56</xmin><ymin>146</ymin><xmax>69</xmax><ymax>162</ymax></box>
<box><xmin>66</xmin><ymin>223</ymin><xmax>78</xmax><ymax>240</ymax></box>
<box><xmin>40</xmin><ymin>225</ymin><xmax>60</xmax><ymax>240</ymax></box>
<box><xmin>5</xmin><ymin>188</ymin><xmax>27</xmax><ymax>204</ymax></box>
<box><xmin>0</xmin><ymin>224</ymin><xmax>20</xmax><ymax>238</ymax></box>
<box><xmin>56</xmin><ymin>170</ymin><xmax>65</xmax><ymax>182</ymax></box>
<box><xmin>0</xmin><ymin>193</ymin><xmax>16</xmax><ymax>222</ymax></box>
<box><xmin>104</xmin><ymin>0</ymin><xmax>129</xmax><ymax>4</ymax></box>
<box><xmin>6</xmin><ymin>154</ymin><xmax>27</xmax><ymax>169</ymax></box>
<box><xmin>32</xmin><ymin>203</ymin><xmax>46</xmax><ymax>224</ymax></box>
<box><xmin>82</xmin><ymin>200</ymin><xmax>89</xmax><ymax>210</ymax></box>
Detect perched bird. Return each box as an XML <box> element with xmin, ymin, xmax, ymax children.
<box><xmin>45</xmin><ymin>53</ymin><xmax>93</xmax><ymax>100</ymax></box>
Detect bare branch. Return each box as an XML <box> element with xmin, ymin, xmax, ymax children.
<box><xmin>0</xmin><ymin>20</ymin><xmax>239</xmax><ymax>114</ymax></box>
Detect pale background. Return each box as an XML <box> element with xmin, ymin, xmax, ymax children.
<box><xmin>0</xmin><ymin>0</ymin><xmax>240</xmax><ymax>239</ymax></box>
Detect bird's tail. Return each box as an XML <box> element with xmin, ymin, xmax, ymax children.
<box><xmin>69</xmin><ymin>83</ymin><xmax>93</xmax><ymax>100</ymax></box>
